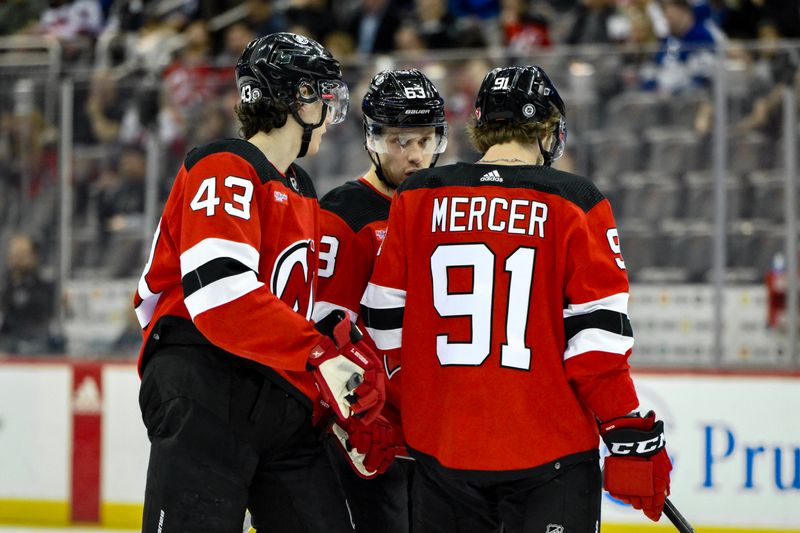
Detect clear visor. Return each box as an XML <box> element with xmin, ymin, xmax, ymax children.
<box><xmin>319</xmin><ymin>79</ymin><xmax>349</xmax><ymax>125</ymax></box>
<box><xmin>365</xmin><ymin>122</ymin><xmax>448</xmax><ymax>156</ymax></box>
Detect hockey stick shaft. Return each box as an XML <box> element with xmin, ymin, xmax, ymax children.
<box><xmin>664</xmin><ymin>498</ymin><xmax>695</xmax><ymax>533</ymax></box>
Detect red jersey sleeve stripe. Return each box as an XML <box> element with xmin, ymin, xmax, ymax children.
<box><xmin>180</xmin><ymin>237</ymin><xmax>260</xmax><ymax>275</ymax></box>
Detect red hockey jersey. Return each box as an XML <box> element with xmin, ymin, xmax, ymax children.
<box><xmin>361</xmin><ymin>163</ymin><xmax>639</xmax><ymax>473</ymax></box>
<box><xmin>314</xmin><ymin>177</ymin><xmax>402</xmax><ymax>425</ymax></box>
<box><xmin>134</xmin><ymin>139</ymin><xmax>325</xmax><ymax>401</ymax></box>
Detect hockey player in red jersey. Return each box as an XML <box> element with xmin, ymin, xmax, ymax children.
<box><xmin>133</xmin><ymin>33</ymin><xmax>385</xmax><ymax>533</ymax></box>
<box><xmin>360</xmin><ymin>65</ymin><xmax>673</xmax><ymax>532</ymax></box>
<box><xmin>313</xmin><ymin>69</ymin><xmax>448</xmax><ymax>533</ymax></box>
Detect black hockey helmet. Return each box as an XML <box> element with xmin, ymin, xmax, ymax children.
<box><xmin>362</xmin><ymin>69</ymin><xmax>448</xmax><ymax>188</ymax></box>
<box><xmin>235</xmin><ymin>32</ymin><xmax>349</xmax><ymax>157</ymax></box>
<box><xmin>474</xmin><ymin>66</ymin><xmax>566</xmax><ymax>166</ymax></box>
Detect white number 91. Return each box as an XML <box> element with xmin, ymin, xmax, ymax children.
<box><xmin>606</xmin><ymin>228</ymin><xmax>626</xmax><ymax>269</ymax></box>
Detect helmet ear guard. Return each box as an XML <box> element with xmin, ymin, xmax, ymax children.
<box><xmin>474</xmin><ymin>66</ymin><xmax>567</xmax><ymax>166</ymax></box>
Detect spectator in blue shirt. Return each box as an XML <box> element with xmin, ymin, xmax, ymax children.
<box><xmin>641</xmin><ymin>0</ymin><xmax>722</xmax><ymax>93</ymax></box>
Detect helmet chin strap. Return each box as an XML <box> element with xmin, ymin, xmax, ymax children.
<box><xmin>366</xmin><ymin>149</ymin><xmax>399</xmax><ymax>190</ymax></box>
<box><xmin>537</xmin><ymin>135</ymin><xmax>554</xmax><ymax>167</ymax></box>
<box><xmin>291</xmin><ymin>104</ymin><xmax>328</xmax><ymax>159</ymax></box>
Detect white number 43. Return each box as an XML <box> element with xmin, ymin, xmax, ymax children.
<box><xmin>190</xmin><ymin>176</ymin><xmax>254</xmax><ymax>220</ymax></box>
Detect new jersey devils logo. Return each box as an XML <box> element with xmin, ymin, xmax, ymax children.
<box><xmin>272</xmin><ymin>239</ymin><xmax>315</xmax><ymax>319</ymax></box>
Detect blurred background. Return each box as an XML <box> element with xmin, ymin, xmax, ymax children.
<box><xmin>0</xmin><ymin>0</ymin><xmax>798</xmax><ymax>531</ymax></box>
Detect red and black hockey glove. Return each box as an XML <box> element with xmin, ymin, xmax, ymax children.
<box><xmin>308</xmin><ymin>311</ymin><xmax>386</xmax><ymax>425</ymax></box>
<box><xmin>600</xmin><ymin>410</ymin><xmax>673</xmax><ymax>522</ymax></box>
<box><xmin>331</xmin><ymin>415</ymin><xmax>403</xmax><ymax>479</ymax></box>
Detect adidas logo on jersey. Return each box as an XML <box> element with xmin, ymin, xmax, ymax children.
<box><xmin>480</xmin><ymin>170</ymin><xmax>502</xmax><ymax>182</ymax></box>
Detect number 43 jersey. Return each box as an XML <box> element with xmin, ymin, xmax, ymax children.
<box><xmin>133</xmin><ymin>139</ymin><xmax>324</xmax><ymax>402</ymax></box>
<box><xmin>361</xmin><ymin>163</ymin><xmax>640</xmax><ymax>474</ymax></box>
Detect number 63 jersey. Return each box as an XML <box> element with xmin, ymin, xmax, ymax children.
<box><xmin>361</xmin><ymin>163</ymin><xmax>640</xmax><ymax>474</ymax></box>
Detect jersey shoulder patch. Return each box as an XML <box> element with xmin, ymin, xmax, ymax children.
<box><xmin>184</xmin><ymin>138</ymin><xmax>285</xmax><ymax>186</ymax></box>
<box><xmin>398</xmin><ymin>163</ymin><xmax>604</xmax><ymax>213</ymax></box>
<box><xmin>320</xmin><ymin>180</ymin><xmax>390</xmax><ymax>233</ymax></box>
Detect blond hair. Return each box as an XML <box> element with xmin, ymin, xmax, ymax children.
<box><xmin>467</xmin><ymin>111</ymin><xmax>561</xmax><ymax>154</ymax></box>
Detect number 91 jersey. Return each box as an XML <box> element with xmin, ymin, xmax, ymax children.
<box><xmin>361</xmin><ymin>162</ymin><xmax>639</xmax><ymax>474</ymax></box>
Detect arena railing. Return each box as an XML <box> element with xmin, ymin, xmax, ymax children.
<box><xmin>0</xmin><ymin>39</ymin><xmax>797</xmax><ymax>368</ymax></box>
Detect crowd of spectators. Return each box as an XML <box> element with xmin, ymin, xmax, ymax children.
<box><xmin>0</xmin><ymin>1</ymin><xmax>798</xmax><ymax>355</ymax></box>
<box><xmin>1</xmin><ymin>1</ymin><xmax>797</xmax><ymax>70</ymax></box>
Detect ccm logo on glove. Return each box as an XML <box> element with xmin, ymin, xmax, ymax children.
<box><xmin>607</xmin><ymin>434</ymin><xmax>666</xmax><ymax>456</ymax></box>
<box><xmin>600</xmin><ymin>410</ymin><xmax>673</xmax><ymax>522</ymax></box>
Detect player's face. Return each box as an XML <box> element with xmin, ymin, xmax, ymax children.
<box><xmin>374</xmin><ymin>127</ymin><xmax>436</xmax><ymax>187</ymax></box>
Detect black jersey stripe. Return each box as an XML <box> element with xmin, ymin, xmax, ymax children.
<box><xmin>185</xmin><ymin>138</ymin><xmax>280</xmax><ymax>185</ymax></box>
<box><xmin>564</xmin><ymin>309</ymin><xmax>633</xmax><ymax>341</ymax></box>
<box><xmin>182</xmin><ymin>257</ymin><xmax>253</xmax><ymax>298</ymax></box>
<box><xmin>360</xmin><ymin>304</ymin><xmax>405</xmax><ymax>331</ymax></box>
<box><xmin>183</xmin><ymin>138</ymin><xmax>317</xmax><ymax>198</ymax></box>
<box><xmin>397</xmin><ymin>163</ymin><xmax>605</xmax><ymax>213</ymax></box>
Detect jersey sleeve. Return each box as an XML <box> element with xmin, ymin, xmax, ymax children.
<box><xmin>360</xmin><ymin>195</ymin><xmax>407</xmax><ymax>354</ymax></box>
<box><xmin>562</xmin><ymin>198</ymin><xmax>639</xmax><ymax>422</ymax></box>
<box><xmin>313</xmin><ymin>209</ymin><xmax>375</xmax><ymax>322</ymax></box>
<box><xmin>177</xmin><ymin>152</ymin><xmax>322</xmax><ymax>371</ymax></box>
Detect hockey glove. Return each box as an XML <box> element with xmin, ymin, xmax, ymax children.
<box><xmin>308</xmin><ymin>311</ymin><xmax>385</xmax><ymax>425</ymax></box>
<box><xmin>331</xmin><ymin>415</ymin><xmax>402</xmax><ymax>479</ymax></box>
<box><xmin>600</xmin><ymin>410</ymin><xmax>672</xmax><ymax>522</ymax></box>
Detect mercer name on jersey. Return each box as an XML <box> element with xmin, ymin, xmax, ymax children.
<box><xmin>431</xmin><ymin>195</ymin><xmax>548</xmax><ymax>237</ymax></box>
<box><xmin>360</xmin><ymin>162</ymin><xmax>639</xmax><ymax>473</ymax></box>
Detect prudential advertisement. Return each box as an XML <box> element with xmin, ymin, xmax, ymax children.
<box><xmin>604</xmin><ymin>373</ymin><xmax>800</xmax><ymax>530</ymax></box>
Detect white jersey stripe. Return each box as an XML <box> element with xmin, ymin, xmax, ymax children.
<box><xmin>563</xmin><ymin>292</ymin><xmax>628</xmax><ymax>318</ymax></box>
<box><xmin>311</xmin><ymin>300</ymin><xmax>358</xmax><ymax>323</ymax></box>
<box><xmin>365</xmin><ymin>326</ymin><xmax>403</xmax><ymax>351</ymax></box>
<box><xmin>184</xmin><ymin>271</ymin><xmax>264</xmax><ymax>319</ymax></box>
<box><xmin>180</xmin><ymin>238</ymin><xmax>260</xmax><ymax>277</ymax></box>
<box><xmin>135</xmin><ymin>221</ymin><xmax>163</xmax><ymax>328</ymax></box>
<box><xmin>361</xmin><ymin>282</ymin><xmax>407</xmax><ymax>309</ymax></box>
<box><xmin>138</xmin><ymin>222</ymin><xmax>161</xmax><ymax>300</ymax></box>
<box><xmin>135</xmin><ymin>295</ymin><xmax>161</xmax><ymax>328</ymax></box>
<box><xmin>563</xmin><ymin>328</ymin><xmax>634</xmax><ymax>360</ymax></box>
